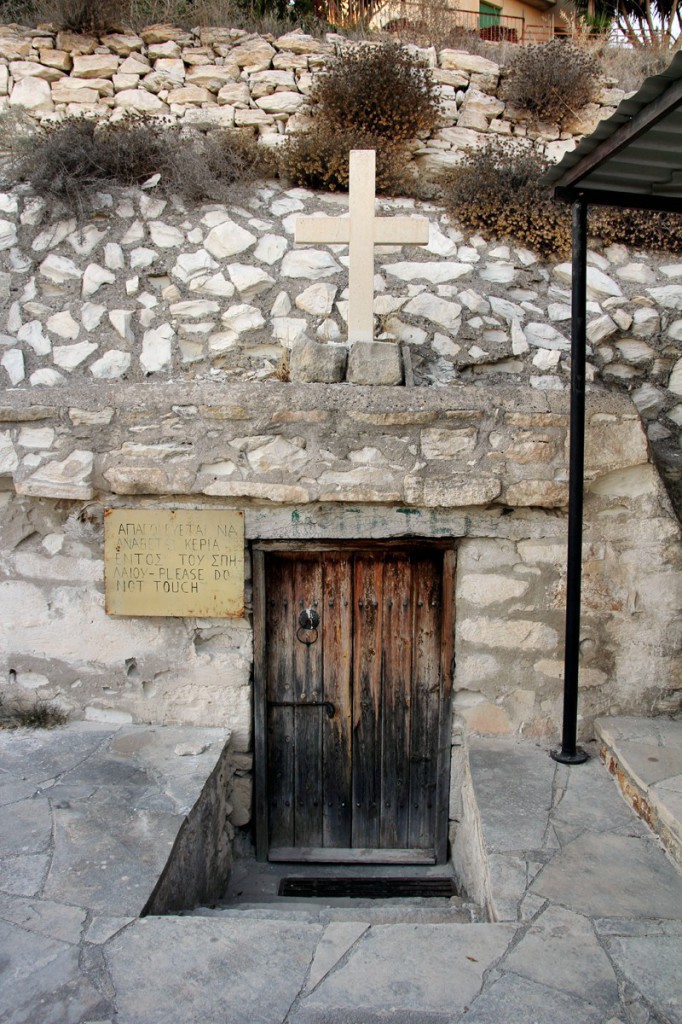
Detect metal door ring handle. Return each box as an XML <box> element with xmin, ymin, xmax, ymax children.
<box><xmin>297</xmin><ymin>626</ymin><xmax>319</xmax><ymax>645</ymax></box>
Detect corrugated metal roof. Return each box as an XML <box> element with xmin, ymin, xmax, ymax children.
<box><xmin>542</xmin><ymin>50</ymin><xmax>682</xmax><ymax>210</ymax></box>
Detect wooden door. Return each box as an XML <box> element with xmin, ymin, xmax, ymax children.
<box><xmin>253</xmin><ymin>545</ymin><xmax>455</xmax><ymax>864</ymax></box>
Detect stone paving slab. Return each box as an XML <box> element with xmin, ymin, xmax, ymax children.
<box><xmin>596</xmin><ymin>715</ymin><xmax>682</xmax><ymax>866</ymax></box>
<box><xmin>0</xmin><ymin>722</ymin><xmax>680</xmax><ymax>1024</ymax></box>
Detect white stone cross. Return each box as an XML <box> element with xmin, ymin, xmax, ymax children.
<box><xmin>295</xmin><ymin>149</ymin><xmax>429</xmax><ymax>343</ymax></box>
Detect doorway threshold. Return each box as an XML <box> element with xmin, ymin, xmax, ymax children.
<box><xmin>190</xmin><ymin>856</ymin><xmax>478</xmax><ymax>925</ymax></box>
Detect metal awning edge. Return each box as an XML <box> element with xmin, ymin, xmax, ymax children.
<box><xmin>542</xmin><ymin>50</ymin><xmax>682</xmax><ymax>199</ymax></box>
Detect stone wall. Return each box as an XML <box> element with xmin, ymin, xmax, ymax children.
<box><xmin>0</xmin><ymin>176</ymin><xmax>681</xmax><ymax>512</ymax></box>
<box><xmin>0</xmin><ymin>22</ymin><xmax>623</xmax><ymax>166</ymax></box>
<box><xmin>0</xmin><ymin>20</ymin><xmax>680</xmax><ymax>769</ymax></box>
<box><xmin>1</xmin><ymin>382</ymin><xmax>680</xmax><ymax>750</ymax></box>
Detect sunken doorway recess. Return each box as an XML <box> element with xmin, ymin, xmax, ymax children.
<box><xmin>253</xmin><ymin>543</ymin><xmax>456</xmax><ymax>866</ymax></box>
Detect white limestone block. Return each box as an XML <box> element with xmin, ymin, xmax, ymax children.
<box><xmin>207</xmin><ymin>331</ymin><xmax>238</xmax><ymax>353</ymax></box>
<box><xmin>90</xmin><ymin>349</ymin><xmax>132</xmax><ymax>379</ymax></box>
<box><xmin>554</xmin><ymin>262</ymin><xmax>622</xmax><ymax>299</ymax></box>
<box><xmin>53</xmin><ymin>341</ymin><xmax>98</xmax><ymax>369</ymax></box>
<box><xmin>425</xmin><ymin>222</ymin><xmax>458</xmax><ymax>257</ymax></box>
<box><xmin>204</xmin><ymin>219</ymin><xmax>257</xmax><ymax>259</ymax></box>
<box><xmin>170</xmin><ymin>299</ymin><xmax>220</xmax><ymax>318</ymax></box>
<box><xmin>149</xmin><ymin>221</ymin><xmax>185</xmax><ymax>248</ymax></box>
<box><xmin>0</xmin><ymin>219</ymin><xmax>18</xmax><ymax>251</ymax></box>
<box><xmin>255</xmin><ymin>90</ymin><xmax>305</xmax><ymax>114</ymax></box>
<box><xmin>188</xmin><ymin>273</ymin><xmax>234</xmax><ymax>298</ymax></box>
<box><xmin>281</xmin><ymin>249</ymin><xmax>341</xmax><ymax>279</ymax></box>
<box><xmin>32</xmin><ymin>219</ymin><xmax>76</xmax><ymax>252</ymax></box>
<box><xmin>104</xmin><ymin>243</ymin><xmax>125</xmax><ymax>269</ymax></box>
<box><xmin>382</xmin><ymin>261</ymin><xmax>471</xmax><ymax>284</ymax></box>
<box><xmin>404</xmin><ymin>293</ymin><xmax>462</xmax><ymax>330</ymax></box>
<box><xmin>139</xmin><ymin>194</ymin><xmax>166</xmax><ymax>219</ymax></box>
<box><xmin>295</xmin><ymin>282</ymin><xmax>336</xmax><ymax>316</ymax></box>
<box><xmin>667</xmin><ymin>358</ymin><xmax>682</xmax><ymax>396</ymax></box>
<box><xmin>532</xmin><ymin>348</ymin><xmax>561</xmax><ymax>371</ymax></box>
<box><xmin>0</xmin><ymin>431</ymin><xmax>18</xmax><ymax>475</ymax></box>
<box><xmin>68</xmin><ymin>225</ymin><xmax>107</xmax><ymax>256</ymax></box>
<box><xmin>172</xmin><ymin>250</ymin><xmax>219</xmax><ymax>283</ymax></box>
<box><xmin>272</xmin><ymin>317</ymin><xmax>308</xmax><ymax>347</ymax></box>
<box><xmin>72</xmin><ymin>54</ymin><xmax>120</xmax><ymax>78</ymax></box>
<box><xmin>271</xmin><ymin>291</ymin><xmax>292</xmax><ymax>317</ymax></box>
<box><xmin>129</xmin><ymin>247</ymin><xmax>158</xmax><ymax>269</ymax></box>
<box><xmin>81</xmin><ymin>303</ymin><xmax>106</xmax><ymax>331</ymax></box>
<box><xmin>30</xmin><ymin>368</ymin><xmax>65</xmax><ymax>386</ymax></box>
<box><xmin>18</xmin><ymin>320</ymin><xmax>51</xmax><ymax>355</ymax></box>
<box><xmin>227</xmin><ymin>264</ymin><xmax>275</xmax><ymax>299</ymax></box>
<box><xmin>631</xmin><ymin>307</ymin><xmax>660</xmax><ymax>339</ymax></box>
<box><xmin>254</xmin><ymin>233</ymin><xmax>288</xmax><ymax>265</ymax></box>
<box><xmin>586</xmin><ymin>315</ymin><xmax>618</xmax><ymax>344</ymax></box>
<box><xmin>1</xmin><ymin>348</ymin><xmax>24</xmax><ymax>384</ymax></box>
<box><xmin>10</xmin><ymin>76</ymin><xmax>54</xmax><ymax>111</ymax></box>
<box><xmin>616</xmin><ymin>262</ymin><xmax>656</xmax><ymax>285</ymax></box>
<box><xmin>438</xmin><ymin>49</ymin><xmax>499</xmax><ymax>75</ymax></box>
<box><xmin>221</xmin><ymin>304</ymin><xmax>265</xmax><ymax>334</ymax></box>
<box><xmin>120</xmin><ymin>220</ymin><xmax>145</xmax><ymax>245</ymax></box>
<box><xmin>109</xmin><ymin>310</ymin><xmax>135</xmax><ymax>342</ymax></box>
<box><xmin>114</xmin><ymin>88</ymin><xmax>169</xmax><ymax>112</ymax></box>
<box><xmin>47</xmin><ymin>310</ymin><xmax>80</xmax><ymax>340</ymax></box>
<box><xmin>16</xmin><ymin>449</ymin><xmax>94</xmax><ymax>499</ymax></box>
<box><xmin>141</xmin><ymin>324</ymin><xmax>174</xmax><ymax>373</ymax></box>
<box><xmin>647</xmin><ymin>285</ymin><xmax>682</xmax><ymax>310</ymax></box>
<box><xmin>614</xmin><ymin>339</ymin><xmax>655</xmax><ymax>365</ymax></box>
<box><xmin>523</xmin><ymin>322</ymin><xmax>570</xmax><ymax>351</ymax></box>
<box><xmin>185</xmin><ymin>65</ymin><xmax>240</xmax><ymax>89</ymax></box>
<box><xmin>82</xmin><ymin>263</ymin><xmax>116</xmax><ymax>297</ymax></box>
<box><xmin>39</xmin><ymin>254</ymin><xmax>82</xmax><ymax>283</ymax></box>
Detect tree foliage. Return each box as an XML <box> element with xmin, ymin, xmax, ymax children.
<box><xmin>583</xmin><ymin>0</ymin><xmax>682</xmax><ymax>48</ymax></box>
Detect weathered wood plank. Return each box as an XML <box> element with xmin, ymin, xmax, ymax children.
<box><xmin>266</xmin><ymin>556</ymin><xmax>296</xmax><ymax>850</ymax></box>
<box><xmin>252</xmin><ymin>547</ymin><xmax>269</xmax><ymax>861</ymax></box>
<box><xmin>408</xmin><ymin>553</ymin><xmax>442</xmax><ymax>850</ymax></box>
<box><xmin>322</xmin><ymin>554</ymin><xmax>353</xmax><ymax>848</ymax></box>
<box><xmin>435</xmin><ymin>547</ymin><xmax>457</xmax><ymax>863</ymax></box>
<box><xmin>352</xmin><ymin>555</ymin><xmax>382</xmax><ymax>849</ymax></box>
<box><xmin>380</xmin><ymin>554</ymin><xmax>412</xmax><ymax>848</ymax></box>
<box><xmin>268</xmin><ymin>847</ymin><xmax>436</xmax><ymax>864</ymax></box>
<box><xmin>293</xmin><ymin>558</ymin><xmax>324</xmax><ymax>847</ymax></box>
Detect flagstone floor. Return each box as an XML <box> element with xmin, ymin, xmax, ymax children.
<box><xmin>0</xmin><ymin>717</ymin><xmax>680</xmax><ymax>1024</ymax></box>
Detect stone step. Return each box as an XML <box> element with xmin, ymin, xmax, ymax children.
<box><xmin>595</xmin><ymin>715</ymin><xmax>682</xmax><ymax>867</ymax></box>
<box><xmin>186</xmin><ymin>898</ymin><xmax>475</xmax><ymax>925</ymax></box>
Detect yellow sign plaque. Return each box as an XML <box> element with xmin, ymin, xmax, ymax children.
<box><xmin>104</xmin><ymin>509</ymin><xmax>244</xmax><ymax>618</ymax></box>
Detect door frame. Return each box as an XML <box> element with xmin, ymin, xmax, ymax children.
<box><xmin>252</xmin><ymin>540</ymin><xmax>457</xmax><ymax>863</ymax></box>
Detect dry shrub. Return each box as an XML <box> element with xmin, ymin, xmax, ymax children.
<box><xmin>591</xmin><ymin>206</ymin><xmax>682</xmax><ymax>255</ymax></box>
<box><xmin>312</xmin><ymin>42</ymin><xmax>440</xmax><ymax>143</ymax></box>
<box><xmin>504</xmin><ymin>40</ymin><xmax>600</xmax><ymax>125</ymax></box>
<box><xmin>8</xmin><ymin>0</ymin><xmax>131</xmax><ymax>31</ymax></box>
<box><xmin>442</xmin><ymin>139</ymin><xmax>572</xmax><ymax>257</ymax></box>
<box><xmin>442</xmin><ymin>137</ymin><xmax>682</xmax><ymax>258</ymax></box>
<box><xmin>9</xmin><ymin>115</ymin><xmax>275</xmax><ymax>216</ymax></box>
<box><xmin>279</xmin><ymin>125</ymin><xmax>419</xmax><ymax>195</ymax></box>
<box><xmin>0</xmin><ymin>694</ymin><xmax>68</xmax><ymax>729</ymax></box>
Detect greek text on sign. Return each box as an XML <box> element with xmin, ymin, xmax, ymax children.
<box><xmin>104</xmin><ymin>509</ymin><xmax>244</xmax><ymax>618</ymax></box>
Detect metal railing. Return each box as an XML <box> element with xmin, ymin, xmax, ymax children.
<box><xmin>322</xmin><ymin>0</ymin><xmax>557</xmax><ymax>42</ymax></box>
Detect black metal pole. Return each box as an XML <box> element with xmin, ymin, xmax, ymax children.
<box><xmin>552</xmin><ymin>197</ymin><xmax>589</xmax><ymax>766</ymax></box>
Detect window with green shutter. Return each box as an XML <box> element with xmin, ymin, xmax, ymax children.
<box><xmin>479</xmin><ymin>1</ymin><xmax>502</xmax><ymax>28</ymax></box>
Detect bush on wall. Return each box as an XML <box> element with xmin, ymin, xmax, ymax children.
<box><xmin>503</xmin><ymin>40</ymin><xmax>600</xmax><ymax>125</ymax></box>
<box><xmin>441</xmin><ymin>137</ymin><xmax>682</xmax><ymax>258</ymax></box>
<box><xmin>6</xmin><ymin>114</ymin><xmax>275</xmax><ymax>216</ymax></box>
<box><xmin>279</xmin><ymin>41</ymin><xmax>440</xmax><ymax>194</ymax></box>
<box><xmin>311</xmin><ymin>42</ymin><xmax>441</xmax><ymax>143</ymax></box>
<box><xmin>441</xmin><ymin>138</ymin><xmax>572</xmax><ymax>257</ymax></box>
<box><xmin>278</xmin><ymin>125</ymin><xmax>420</xmax><ymax>195</ymax></box>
